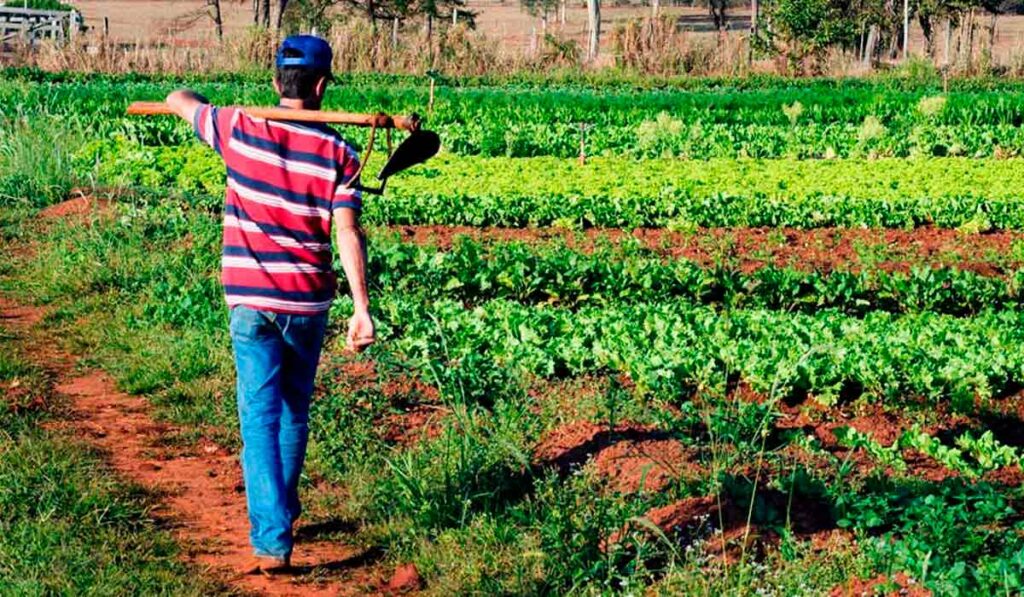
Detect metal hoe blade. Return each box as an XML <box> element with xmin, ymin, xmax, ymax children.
<box><xmin>377</xmin><ymin>131</ymin><xmax>441</xmax><ymax>180</ymax></box>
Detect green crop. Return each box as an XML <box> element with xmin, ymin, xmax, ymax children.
<box><xmin>8</xmin><ymin>73</ymin><xmax>1024</xmax><ymax>158</ymax></box>
<box><xmin>364</xmin><ymin>234</ymin><xmax>1023</xmax><ymax>315</ymax></box>
<box><xmin>73</xmin><ymin>138</ymin><xmax>1024</xmax><ymax>230</ymax></box>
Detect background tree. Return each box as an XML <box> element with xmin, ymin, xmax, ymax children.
<box><xmin>520</xmin><ymin>0</ymin><xmax>559</xmax><ymax>33</ymax></box>
<box><xmin>759</xmin><ymin>0</ymin><xmax>858</xmax><ymax>69</ymax></box>
<box><xmin>709</xmin><ymin>0</ymin><xmax>728</xmax><ymax>30</ymax></box>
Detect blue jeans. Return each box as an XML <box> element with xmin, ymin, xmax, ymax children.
<box><xmin>229</xmin><ymin>305</ymin><xmax>328</xmax><ymax>559</ymax></box>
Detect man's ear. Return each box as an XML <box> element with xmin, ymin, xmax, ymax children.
<box><xmin>314</xmin><ymin>76</ymin><xmax>329</xmax><ymax>100</ymax></box>
<box><xmin>273</xmin><ymin>77</ymin><xmax>283</xmax><ymax>96</ymax></box>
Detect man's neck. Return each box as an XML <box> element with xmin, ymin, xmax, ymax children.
<box><xmin>278</xmin><ymin>98</ymin><xmax>320</xmax><ymax>110</ymax></box>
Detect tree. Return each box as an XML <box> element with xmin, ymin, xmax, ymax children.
<box><xmin>256</xmin><ymin>0</ymin><xmax>270</xmax><ymax>27</ymax></box>
<box><xmin>333</xmin><ymin>0</ymin><xmax>474</xmax><ymax>26</ymax></box>
<box><xmin>210</xmin><ymin>0</ymin><xmax>223</xmax><ymax>39</ymax></box>
<box><xmin>520</xmin><ymin>0</ymin><xmax>559</xmax><ymax>33</ymax></box>
<box><xmin>760</xmin><ymin>0</ymin><xmax>858</xmax><ymax>67</ymax></box>
<box><xmin>168</xmin><ymin>0</ymin><xmax>226</xmax><ymax>39</ymax></box>
<box><xmin>709</xmin><ymin>0</ymin><xmax>728</xmax><ymax>29</ymax></box>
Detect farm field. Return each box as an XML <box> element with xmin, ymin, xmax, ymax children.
<box><xmin>3</xmin><ymin>68</ymin><xmax>1024</xmax><ymax>594</ymax></box>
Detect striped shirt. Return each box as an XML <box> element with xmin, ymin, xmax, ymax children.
<box><xmin>193</xmin><ymin>105</ymin><xmax>362</xmax><ymax>315</ymax></box>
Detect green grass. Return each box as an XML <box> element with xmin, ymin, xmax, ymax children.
<box><xmin>0</xmin><ymin>342</ymin><xmax>226</xmax><ymax>596</ymax></box>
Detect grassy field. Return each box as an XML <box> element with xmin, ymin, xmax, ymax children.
<box><xmin>3</xmin><ymin>69</ymin><xmax>1024</xmax><ymax>595</ymax></box>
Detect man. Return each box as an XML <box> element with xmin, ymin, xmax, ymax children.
<box><xmin>165</xmin><ymin>35</ymin><xmax>375</xmax><ymax>574</ymax></box>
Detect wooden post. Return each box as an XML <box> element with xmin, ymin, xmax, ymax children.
<box><xmin>428</xmin><ymin>76</ymin><xmax>435</xmax><ymax>115</ymax></box>
<box><xmin>863</xmin><ymin>24</ymin><xmax>878</xmax><ymax>66</ymax></box>
<box><xmin>749</xmin><ymin>0</ymin><xmax>758</xmax><ymax>65</ymax></box>
<box><xmin>578</xmin><ymin>123</ymin><xmax>587</xmax><ymax>166</ymax></box>
<box><xmin>943</xmin><ymin>17</ymin><xmax>951</xmax><ymax>65</ymax></box>
<box><xmin>103</xmin><ymin>16</ymin><xmax>109</xmax><ymax>37</ymax></box>
<box><xmin>651</xmin><ymin>0</ymin><xmax>659</xmax><ymax>18</ymax></box>
<box><xmin>452</xmin><ymin>7</ymin><xmax>457</xmax><ymax>25</ymax></box>
<box><xmin>425</xmin><ymin>13</ymin><xmax>434</xmax><ymax>65</ymax></box>
<box><xmin>902</xmin><ymin>0</ymin><xmax>909</xmax><ymax>59</ymax></box>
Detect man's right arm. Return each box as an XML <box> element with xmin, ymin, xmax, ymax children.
<box><xmin>334</xmin><ymin>207</ymin><xmax>375</xmax><ymax>352</ymax></box>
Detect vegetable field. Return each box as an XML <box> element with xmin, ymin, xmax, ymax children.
<box><xmin>3</xmin><ymin>69</ymin><xmax>1024</xmax><ymax>595</ymax></box>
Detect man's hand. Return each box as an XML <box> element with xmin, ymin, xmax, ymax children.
<box><xmin>347</xmin><ymin>310</ymin><xmax>375</xmax><ymax>352</ymax></box>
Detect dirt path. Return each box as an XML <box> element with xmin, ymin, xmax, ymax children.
<box><xmin>0</xmin><ymin>297</ymin><xmax>380</xmax><ymax>596</ymax></box>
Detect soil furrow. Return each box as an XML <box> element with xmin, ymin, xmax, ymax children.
<box><xmin>382</xmin><ymin>225</ymin><xmax>1024</xmax><ymax>275</ymax></box>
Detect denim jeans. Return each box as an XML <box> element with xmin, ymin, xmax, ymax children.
<box><xmin>229</xmin><ymin>305</ymin><xmax>328</xmax><ymax>559</ymax></box>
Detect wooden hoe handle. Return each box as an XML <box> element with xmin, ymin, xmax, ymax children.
<box><xmin>126</xmin><ymin>101</ymin><xmax>421</xmax><ymax>132</ymax></box>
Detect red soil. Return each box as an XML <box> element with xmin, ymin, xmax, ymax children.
<box><xmin>0</xmin><ymin>297</ymin><xmax>387</xmax><ymax>596</ymax></box>
<box><xmin>898</xmin><ymin>450</ymin><xmax>960</xmax><ymax>483</ymax></box>
<box><xmin>621</xmin><ymin>490</ymin><xmax>843</xmax><ymax>562</ymax></box>
<box><xmin>644</xmin><ymin>495</ymin><xmax>723</xmax><ymax>534</ymax></box>
<box><xmin>386</xmin><ymin>563</ymin><xmax>425</xmax><ymax>594</ymax></box>
<box><xmin>38</xmin><ymin>195</ymin><xmax>112</xmax><ymax>220</ymax></box>
<box><xmin>592</xmin><ymin>438</ymin><xmax>701</xmax><ymax>494</ymax></box>
<box><xmin>385</xmin><ymin>225</ymin><xmax>1024</xmax><ymax>275</ymax></box>
<box><xmin>982</xmin><ymin>464</ymin><xmax>1024</xmax><ymax>487</ymax></box>
<box><xmin>534</xmin><ymin>421</ymin><xmax>700</xmax><ymax>493</ymax></box>
<box><xmin>319</xmin><ymin>358</ymin><xmax>445</xmax><ymax>446</ymax></box>
<box><xmin>382</xmin><ymin>404</ymin><xmax>448</xmax><ymax>446</ymax></box>
<box><xmin>830</xmin><ymin>572</ymin><xmax>932</xmax><ymax>597</ymax></box>
<box><xmin>814</xmin><ymin>411</ymin><xmax>908</xmax><ymax>448</ymax></box>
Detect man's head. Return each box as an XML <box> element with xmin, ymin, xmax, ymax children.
<box><xmin>274</xmin><ymin>35</ymin><xmax>334</xmax><ymax>109</ymax></box>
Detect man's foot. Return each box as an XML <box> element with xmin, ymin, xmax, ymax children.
<box><xmin>242</xmin><ymin>554</ymin><xmax>292</xmax><ymax>577</ymax></box>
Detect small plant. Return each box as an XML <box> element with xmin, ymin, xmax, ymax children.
<box><xmin>782</xmin><ymin>101</ymin><xmax>804</xmax><ymax>126</ymax></box>
<box><xmin>858</xmin><ymin>115</ymin><xmax>886</xmax><ymax>144</ymax></box>
<box><xmin>636</xmin><ymin>112</ymin><xmax>685</xmax><ymax>157</ymax></box>
<box><xmin>917</xmin><ymin>95</ymin><xmax>947</xmax><ymax>119</ymax></box>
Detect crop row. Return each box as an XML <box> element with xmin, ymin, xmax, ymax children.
<box><xmin>77</xmin><ymin>141</ymin><xmax>1024</xmax><ymax>230</ymax></box>
<box><xmin>368</xmin><ymin>234</ymin><xmax>1023</xmax><ymax>316</ymax></box>
<box><xmin>365</xmin><ymin>295</ymin><xmax>1023</xmax><ymax>409</ymax></box>
<box><xmin>8</xmin><ymin>75</ymin><xmax>1024</xmax><ymax>157</ymax></box>
<box><xmin>15</xmin><ymin>65</ymin><xmax>1024</xmax><ymax>92</ymax></box>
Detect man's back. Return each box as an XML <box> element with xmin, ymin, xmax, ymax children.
<box><xmin>193</xmin><ymin>105</ymin><xmax>362</xmax><ymax>315</ymax></box>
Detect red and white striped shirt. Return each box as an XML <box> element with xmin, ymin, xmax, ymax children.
<box><xmin>193</xmin><ymin>105</ymin><xmax>362</xmax><ymax>315</ymax></box>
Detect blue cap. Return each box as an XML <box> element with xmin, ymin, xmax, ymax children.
<box><xmin>276</xmin><ymin>35</ymin><xmax>333</xmax><ymax>72</ymax></box>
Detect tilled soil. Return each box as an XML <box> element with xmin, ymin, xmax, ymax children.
<box><xmin>0</xmin><ymin>297</ymin><xmax>386</xmax><ymax>596</ymax></box>
<box><xmin>384</xmin><ymin>225</ymin><xmax>1024</xmax><ymax>275</ymax></box>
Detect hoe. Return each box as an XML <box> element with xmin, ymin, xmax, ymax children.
<box><xmin>126</xmin><ymin>101</ymin><xmax>441</xmax><ymax>195</ymax></box>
